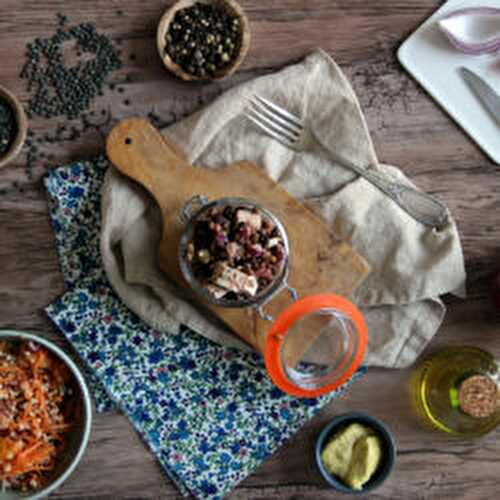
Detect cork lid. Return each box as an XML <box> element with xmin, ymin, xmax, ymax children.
<box><xmin>458</xmin><ymin>374</ymin><xmax>499</xmax><ymax>419</ymax></box>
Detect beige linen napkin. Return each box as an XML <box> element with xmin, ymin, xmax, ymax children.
<box><xmin>101</xmin><ymin>49</ymin><xmax>466</xmax><ymax>368</ymax></box>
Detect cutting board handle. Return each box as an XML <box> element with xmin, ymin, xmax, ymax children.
<box><xmin>106</xmin><ymin>117</ymin><xmax>193</xmax><ymax>205</ymax></box>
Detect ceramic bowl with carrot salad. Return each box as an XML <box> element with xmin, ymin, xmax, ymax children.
<box><xmin>0</xmin><ymin>330</ymin><xmax>92</xmax><ymax>499</ymax></box>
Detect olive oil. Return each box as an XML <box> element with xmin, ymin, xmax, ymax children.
<box><xmin>411</xmin><ymin>346</ymin><xmax>499</xmax><ymax>437</ymax></box>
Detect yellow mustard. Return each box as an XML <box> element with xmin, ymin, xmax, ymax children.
<box><xmin>321</xmin><ymin>423</ymin><xmax>382</xmax><ymax>490</ymax></box>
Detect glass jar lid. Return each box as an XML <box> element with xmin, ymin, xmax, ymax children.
<box><xmin>265</xmin><ymin>294</ymin><xmax>367</xmax><ymax>398</ymax></box>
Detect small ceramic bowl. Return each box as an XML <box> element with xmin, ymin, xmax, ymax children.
<box><xmin>315</xmin><ymin>412</ymin><xmax>396</xmax><ymax>495</ymax></box>
<box><xmin>0</xmin><ymin>330</ymin><xmax>92</xmax><ymax>500</ymax></box>
<box><xmin>157</xmin><ymin>0</ymin><xmax>251</xmax><ymax>81</ymax></box>
<box><xmin>0</xmin><ymin>85</ymin><xmax>28</xmax><ymax>169</ymax></box>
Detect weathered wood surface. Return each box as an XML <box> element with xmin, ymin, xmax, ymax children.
<box><xmin>0</xmin><ymin>1</ymin><xmax>499</xmax><ymax>498</ymax></box>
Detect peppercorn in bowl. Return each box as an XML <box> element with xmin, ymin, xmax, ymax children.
<box><xmin>0</xmin><ymin>331</ymin><xmax>92</xmax><ymax>499</ymax></box>
<box><xmin>0</xmin><ymin>85</ymin><xmax>27</xmax><ymax>169</ymax></box>
<box><xmin>157</xmin><ymin>0</ymin><xmax>250</xmax><ymax>81</ymax></box>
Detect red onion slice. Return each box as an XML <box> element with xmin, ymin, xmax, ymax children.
<box><xmin>438</xmin><ymin>7</ymin><xmax>500</xmax><ymax>55</ymax></box>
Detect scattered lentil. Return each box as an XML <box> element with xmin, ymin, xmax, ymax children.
<box><xmin>17</xmin><ymin>15</ymin><xmax>122</xmax><ymax>181</ymax></box>
<box><xmin>165</xmin><ymin>1</ymin><xmax>242</xmax><ymax>78</ymax></box>
<box><xmin>147</xmin><ymin>109</ymin><xmax>177</xmax><ymax>129</ymax></box>
<box><xmin>56</xmin><ymin>13</ymin><xmax>69</xmax><ymax>27</ymax></box>
<box><xmin>20</xmin><ymin>21</ymin><xmax>122</xmax><ymax>121</ymax></box>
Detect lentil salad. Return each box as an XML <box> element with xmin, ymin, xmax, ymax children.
<box><xmin>0</xmin><ymin>340</ymin><xmax>76</xmax><ymax>493</ymax></box>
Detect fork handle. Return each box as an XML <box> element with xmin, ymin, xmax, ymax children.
<box><xmin>343</xmin><ymin>159</ymin><xmax>449</xmax><ymax>229</ymax></box>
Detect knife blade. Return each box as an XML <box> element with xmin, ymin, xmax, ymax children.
<box><xmin>460</xmin><ymin>67</ymin><xmax>500</xmax><ymax>127</ymax></box>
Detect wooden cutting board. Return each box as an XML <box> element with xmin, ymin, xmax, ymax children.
<box><xmin>106</xmin><ymin>118</ymin><xmax>370</xmax><ymax>354</ymax></box>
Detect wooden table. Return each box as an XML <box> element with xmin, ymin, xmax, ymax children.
<box><xmin>1</xmin><ymin>1</ymin><xmax>499</xmax><ymax>498</ymax></box>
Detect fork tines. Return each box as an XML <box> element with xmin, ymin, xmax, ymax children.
<box><xmin>245</xmin><ymin>94</ymin><xmax>303</xmax><ymax>147</ymax></box>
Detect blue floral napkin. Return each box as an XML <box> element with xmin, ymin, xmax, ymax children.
<box><xmin>44</xmin><ymin>156</ymin><xmax>365</xmax><ymax>499</ymax></box>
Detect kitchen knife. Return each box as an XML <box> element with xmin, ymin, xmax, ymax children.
<box><xmin>460</xmin><ymin>67</ymin><xmax>500</xmax><ymax>127</ymax></box>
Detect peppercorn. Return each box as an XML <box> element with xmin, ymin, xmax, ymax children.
<box><xmin>197</xmin><ymin>249</ymin><xmax>211</xmax><ymax>264</ymax></box>
<box><xmin>165</xmin><ymin>1</ymin><xmax>242</xmax><ymax>78</ymax></box>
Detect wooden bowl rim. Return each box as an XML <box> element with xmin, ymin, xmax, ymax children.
<box><xmin>0</xmin><ymin>84</ymin><xmax>27</xmax><ymax>169</ymax></box>
<box><xmin>156</xmin><ymin>0</ymin><xmax>251</xmax><ymax>82</ymax></box>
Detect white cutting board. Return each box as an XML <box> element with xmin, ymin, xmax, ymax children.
<box><xmin>398</xmin><ymin>0</ymin><xmax>500</xmax><ymax>164</ymax></box>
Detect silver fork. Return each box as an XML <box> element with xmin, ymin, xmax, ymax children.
<box><xmin>245</xmin><ymin>95</ymin><xmax>449</xmax><ymax>230</ymax></box>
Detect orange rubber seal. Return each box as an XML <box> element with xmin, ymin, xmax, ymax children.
<box><xmin>264</xmin><ymin>294</ymin><xmax>367</xmax><ymax>398</ymax></box>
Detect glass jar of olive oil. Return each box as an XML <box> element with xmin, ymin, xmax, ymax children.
<box><xmin>412</xmin><ymin>346</ymin><xmax>499</xmax><ymax>437</ymax></box>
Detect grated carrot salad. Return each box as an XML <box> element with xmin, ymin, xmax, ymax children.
<box><xmin>0</xmin><ymin>340</ymin><xmax>75</xmax><ymax>492</ymax></box>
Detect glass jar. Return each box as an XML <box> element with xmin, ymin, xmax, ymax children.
<box><xmin>178</xmin><ymin>195</ymin><xmax>368</xmax><ymax>398</ymax></box>
<box><xmin>412</xmin><ymin>346</ymin><xmax>500</xmax><ymax>437</ymax></box>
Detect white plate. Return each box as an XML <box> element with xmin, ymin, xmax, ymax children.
<box><xmin>398</xmin><ymin>0</ymin><xmax>500</xmax><ymax>164</ymax></box>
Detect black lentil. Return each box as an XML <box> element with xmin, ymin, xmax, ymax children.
<box><xmin>18</xmin><ymin>16</ymin><xmax>122</xmax><ymax>181</ymax></box>
<box><xmin>165</xmin><ymin>2</ymin><xmax>242</xmax><ymax>78</ymax></box>
<box><xmin>57</xmin><ymin>13</ymin><xmax>69</xmax><ymax>27</ymax></box>
<box><xmin>20</xmin><ymin>21</ymin><xmax>122</xmax><ymax>121</ymax></box>
<box><xmin>0</xmin><ymin>97</ymin><xmax>17</xmax><ymax>156</ymax></box>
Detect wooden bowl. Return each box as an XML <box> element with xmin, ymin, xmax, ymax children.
<box><xmin>0</xmin><ymin>84</ymin><xmax>27</xmax><ymax>169</ymax></box>
<box><xmin>157</xmin><ymin>0</ymin><xmax>251</xmax><ymax>81</ymax></box>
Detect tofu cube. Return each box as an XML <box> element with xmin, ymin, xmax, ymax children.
<box><xmin>236</xmin><ymin>209</ymin><xmax>262</xmax><ymax>231</ymax></box>
<box><xmin>213</xmin><ymin>262</ymin><xmax>258</xmax><ymax>296</ymax></box>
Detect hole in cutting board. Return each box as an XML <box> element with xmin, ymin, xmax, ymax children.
<box><xmin>125</xmin><ymin>137</ymin><xmax>132</xmax><ymax>145</ymax></box>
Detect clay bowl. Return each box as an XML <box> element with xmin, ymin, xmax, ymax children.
<box><xmin>0</xmin><ymin>84</ymin><xmax>27</xmax><ymax>169</ymax></box>
<box><xmin>157</xmin><ymin>0</ymin><xmax>251</xmax><ymax>82</ymax></box>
